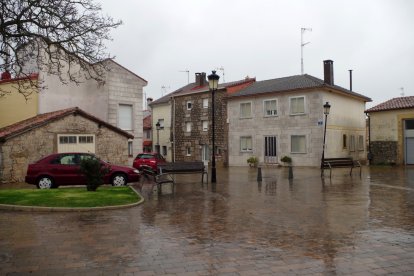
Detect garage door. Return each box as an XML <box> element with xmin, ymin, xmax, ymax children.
<box><xmin>58</xmin><ymin>134</ymin><xmax>95</xmax><ymax>153</ymax></box>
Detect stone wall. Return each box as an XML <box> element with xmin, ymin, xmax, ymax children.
<box><xmin>0</xmin><ymin>114</ymin><xmax>129</xmax><ymax>183</ymax></box>
<box><xmin>173</xmin><ymin>90</ymin><xmax>228</xmax><ymax>166</ymax></box>
<box><xmin>370</xmin><ymin>141</ymin><xmax>398</xmax><ymax>165</ymax></box>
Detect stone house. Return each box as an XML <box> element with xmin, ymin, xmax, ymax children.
<box><xmin>170</xmin><ymin>72</ymin><xmax>255</xmax><ymax>165</ymax></box>
<box><xmin>1</xmin><ymin>55</ymin><xmax>147</xmax><ymax>164</ymax></box>
<box><xmin>0</xmin><ymin>107</ymin><xmax>133</xmax><ymax>182</ymax></box>
<box><xmin>365</xmin><ymin>96</ymin><xmax>414</xmax><ymax>165</ymax></box>
<box><xmin>227</xmin><ymin>60</ymin><xmax>372</xmax><ymax>167</ymax></box>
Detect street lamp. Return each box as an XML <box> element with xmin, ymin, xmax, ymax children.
<box><xmin>156</xmin><ymin>121</ymin><xmax>161</xmax><ymax>154</ymax></box>
<box><xmin>208</xmin><ymin>70</ymin><xmax>220</xmax><ymax>183</ymax></box>
<box><xmin>321</xmin><ymin>102</ymin><xmax>331</xmax><ymax>169</ymax></box>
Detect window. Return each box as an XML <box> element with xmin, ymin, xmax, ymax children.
<box><xmin>186</xmin><ymin>122</ymin><xmax>192</xmax><ymax>132</ymax></box>
<box><xmin>202</xmin><ymin>121</ymin><xmax>208</xmax><ymax>131</ymax></box>
<box><xmin>343</xmin><ymin>134</ymin><xmax>347</xmax><ymax>149</ymax></box>
<box><xmin>203</xmin><ymin>98</ymin><xmax>209</xmax><ymax>108</ymax></box>
<box><xmin>119</xmin><ymin>104</ymin><xmax>133</xmax><ymax>130</ymax></box>
<box><xmin>291</xmin><ymin>135</ymin><xmax>306</xmax><ymax>153</ymax></box>
<box><xmin>264</xmin><ymin>99</ymin><xmax>277</xmax><ymax>117</ymax></box>
<box><xmin>358</xmin><ymin>135</ymin><xmax>364</xmax><ymax>151</ymax></box>
<box><xmin>240</xmin><ymin>136</ymin><xmax>253</xmax><ymax>152</ymax></box>
<box><xmin>79</xmin><ymin>136</ymin><xmax>93</xmax><ymax>144</ymax></box>
<box><xmin>240</xmin><ymin>102</ymin><xmax>252</xmax><ymax>118</ymax></box>
<box><xmin>145</xmin><ymin>130</ymin><xmax>151</xmax><ymax>139</ymax></box>
<box><xmin>59</xmin><ymin>154</ymin><xmax>77</xmax><ymax>165</ymax></box>
<box><xmin>186</xmin><ymin>147</ymin><xmax>191</xmax><ymax>156</ymax></box>
<box><xmin>59</xmin><ymin>136</ymin><xmax>77</xmax><ymax>144</ymax></box>
<box><xmin>162</xmin><ymin>146</ymin><xmax>167</xmax><ymax>156</ymax></box>
<box><xmin>290</xmin><ymin>96</ymin><xmax>305</xmax><ymax>115</ymax></box>
<box><xmin>187</xmin><ymin>101</ymin><xmax>193</xmax><ymax>110</ymax></box>
<box><xmin>350</xmin><ymin>135</ymin><xmax>355</xmax><ymax>152</ymax></box>
<box><xmin>158</xmin><ymin>119</ymin><xmax>164</xmax><ymax>129</ymax></box>
<box><xmin>128</xmin><ymin>141</ymin><xmax>133</xmax><ymax>157</ymax></box>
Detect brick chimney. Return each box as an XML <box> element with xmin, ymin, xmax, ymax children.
<box><xmin>323</xmin><ymin>60</ymin><xmax>334</xmax><ymax>85</ymax></box>
<box><xmin>195</xmin><ymin>72</ymin><xmax>207</xmax><ymax>86</ymax></box>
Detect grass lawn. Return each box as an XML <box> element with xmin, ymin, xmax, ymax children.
<box><xmin>0</xmin><ymin>186</ymin><xmax>141</xmax><ymax>208</ymax></box>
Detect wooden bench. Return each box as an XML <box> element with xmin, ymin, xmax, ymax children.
<box><xmin>158</xmin><ymin>161</ymin><xmax>208</xmax><ymax>184</ymax></box>
<box><xmin>321</xmin><ymin>158</ymin><xmax>361</xmax><ymax>178</ymax></box>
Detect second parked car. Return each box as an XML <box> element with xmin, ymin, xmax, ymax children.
<box><xmin>133</xmin><ymin>152</ymin><xmax>166</xmax><ymax>172</ymax></box>
<box><xmin>25</xmin><ymin>153</ymin><xmax>140</xmax><ymax>189</ymax></box>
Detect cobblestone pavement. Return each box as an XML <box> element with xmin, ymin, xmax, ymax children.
<box><xmin>1</xmin><ymin>166</ymin><xmax>414</xmax><ymax>275</ymax></box>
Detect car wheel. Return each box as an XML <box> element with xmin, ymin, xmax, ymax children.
<box><xmin>37</xmin><ymin>176</ymin><xmax>54</xmax><ymax>189</ymax></box>
<box><xmin>112</xmin><ymin>173</ymin><xmax>127</xmax><ymax>186</ymax></box>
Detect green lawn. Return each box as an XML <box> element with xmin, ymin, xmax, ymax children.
<box><xmin>0</xmin><ymin>186</ymin><xmax>141</xmax><ymax>208</ymax></box>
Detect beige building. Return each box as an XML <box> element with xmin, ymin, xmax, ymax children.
<box><xmin>0</xmin><ymin>107</ymin><xmax>133</xmax><ymax>182</ymax></box>
<box><xmin>365</xmin><ymin>96</ymin><xmax>414</xmax><ymax>165</ymax></box>
<box><xmin>0</xmin><ymin>73</ymin><xmax>39</xmax><ymax>128</ymax></box>
<box><xmin>227</xmin><ymin>60</ymin><xmax>371</xmax><ymax>167</ymax></box>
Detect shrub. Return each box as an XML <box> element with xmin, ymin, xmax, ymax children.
<box><xmin>247</xmin><ymin>156</ymin><xmax>259</xmax><ymax>167</ymax></box>
<box><xmin>80</xmin><ymin>158</ymin><xmax>109</xmax><ymax>191</ymax></box>
<box><xmin>280</xmin><ymin>155</ymin><xmax>292</xmax><ymax>164</ymax></box>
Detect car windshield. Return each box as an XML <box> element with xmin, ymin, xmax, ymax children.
<box><xmin>137</xmin><ymin>154</ymin><xmax>155</xmax><ymax>159</ymax></box>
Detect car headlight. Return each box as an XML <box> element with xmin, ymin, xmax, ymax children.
<box><xmin>133</xmin><ymin>169</ymin><xmax>140</xmax><ymax>174</ymax></box>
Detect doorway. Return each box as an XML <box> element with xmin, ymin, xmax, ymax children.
<box><xmin>405</xmin><ymin>120</ymin><xmax>414</xmax><ymax>164</ymax></box>
<box><xmin>264</xmin><ymin>136</ymin><xmax>277</xmax><ymax>163</ymax></box>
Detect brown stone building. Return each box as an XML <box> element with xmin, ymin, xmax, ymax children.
<box><xmin>171</xmin><ymin>72</ymin><xmax>255</xmax><ymax>166</ymax></box>
<box><xmin>0</xmin><ymin>107</ymin><xmax>133</xmax><ymax>183</ymax></box>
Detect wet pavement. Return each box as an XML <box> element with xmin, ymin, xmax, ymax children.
<box><xmin>1</xmin><ymin>166</ymin><xmax>414</xmax><ymax>275</ymax></box>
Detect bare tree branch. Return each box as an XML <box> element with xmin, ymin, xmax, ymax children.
<box><xmin>0</xmin><ymin>0</ymin><xmax>122</xmax><ymax>99</ymax></box>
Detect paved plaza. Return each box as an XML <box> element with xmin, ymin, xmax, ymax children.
<box><xmin>1</xmin><ymin>166</ymin><xmax>414</xmax><ymax>275</ymax></box>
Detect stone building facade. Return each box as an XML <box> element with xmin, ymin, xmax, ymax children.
<box><xmin>0</xmin><ymin>108</ymin><xmax>133</xmax><ymax>183</ymax></box>
<box><xmin>173</xmin><ymin>89</ymin><xmax>228</xmax><ymax>166</ymax></box>
<box><xmin>366</xmin><ymin>96</ymin><xmax>414</xmax><ymax>165</ymax></box>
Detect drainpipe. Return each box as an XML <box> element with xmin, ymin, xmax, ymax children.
<box><xmin>366</xmin><ymin>112</ymin><xmax>373</xmax><ymax>164</ymax></box>
<box><xmin>171</xmin><ymin>96</ymin><xmax>176</xmax><ymax>163</ymax></box>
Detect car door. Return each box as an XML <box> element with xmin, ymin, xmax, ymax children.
<box><xmin>52</xmin><ymin>153</ymin><xmax>80</xmax><ymax>185</ymax></box>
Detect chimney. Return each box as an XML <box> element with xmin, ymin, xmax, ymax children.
<box><xmin>195</xmin><ymin>72</ymin><xmax>207</xmax><ymax>86</ymax></box>
<box><xmin>1</xmin><ymin>71</ymin><xmax>11</xmax><ymax>80</ymax></box>
<box><xmin>323</xmin><ymin>60</ymin><xmax>334</xmax><ymax>85</ymax></box>
<box><xmin>146</xmin><ymin>97</ymin><xmax>153</xmax><ymax>110</ymax></box>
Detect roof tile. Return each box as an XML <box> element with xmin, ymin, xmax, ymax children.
<box><xmin>366</xmin><ymin>96</ymin><xmax>414</xmax><ymax>112</ymax></box>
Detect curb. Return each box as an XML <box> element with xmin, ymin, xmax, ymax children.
<box><xmin>0</xmin><ymin>185</ymin><xmax>145</xmax><ymax>212</ymax></box>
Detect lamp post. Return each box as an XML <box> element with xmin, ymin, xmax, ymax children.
<box><xmin>156</xmin><ymin>121</ymin><xmax>161</xmax><ymax>154</ymax></box>
<box><xmin>321</xmin><ymin>102</ymin><xmax>331</xmax><ymax>168</ymax></box>
<box><xmin>208</xmin><ymin>70</ymin><xmax>220</xmax><ymax>183</ymax></box>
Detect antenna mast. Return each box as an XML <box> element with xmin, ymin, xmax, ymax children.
<box><xmin>400</xmin><ymin>87</ymin><xmax>405</xmax><ymax>97</ymax></box>
<box><xmin>301</xmin><ymin>27</ymin><xmax>312</xmax><ymax>75</ymax></box>
<box><xmin>179</xmin><ymin>69</ymin><xmax>190</xmax><ymax>84</ymax></box>
<box><xmin>216</xmin><ymin>66</ymin><xmax>225</xmax><ymax>82</ymax></box>
<box><xmin>161</xmin><ymin>85</ymin><xmax>170</xmax><ymax>96</ymax></box>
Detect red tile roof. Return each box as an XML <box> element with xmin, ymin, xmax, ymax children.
<box><xmin>365</xmin><ymin>96</ymin><xmax>414</xmax><ymax>113</ymax></box>
<box><xmin>0</xmin><ymin>107</ymin><xmax>134</xmax><ymax>140</ymax></box>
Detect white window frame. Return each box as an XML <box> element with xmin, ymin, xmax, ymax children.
<box><xmin>358</xmin><ymin>135</ymin><xmax>364</xmax><ymax>151</ymax></box>
<box><xmin>263</xmin><ymin>99</ymin><xmax>278</xmax><ymax>117</ymax></box>
<box><xmin>289</xmin><ymin>96</ymin><xmax>306</xmax><ymax>115</ymax></box>
<box><xmin>118</xmin><ymin>104</ymin><xmax>133</xmax><ymax>130</ymax></box>
<box><xmin>203</xmin><ymin>98</ymin><xmax>209</xmax><ymax>108</ymax></box>
<box><xmin>240</xmin><ymin>102</ymin><xmax>252</xmax><ymax>119</ymax></box>
<box><xmin>187</xmin><ymin>101</ymin><xmax>193</xmax><ymax>110</ymax></box>
<box><xmin>128</xmin><ymin>141</ymin><xmax>133</xmax><ymax>157</ymax></box>
<box><xmin>291</xmin><ymin>135</ymin><xmax>307</xmax><ymax>153</ymax></box>
<box><xmin>186</xmin><ymin>146</ymin><xmax>191</xmax><ymax>156</ymax></box>
<box><xmin>186</xmin><ymin>122</ymin><xmax>192</xmax><ymax>132</ymax></box>
<box><xmin>202</xmin><ymin>120</ymin><xmax>208</xmax><ymax>131</ymax></box>
<box><xmin>158</xmin><ymin>118</ymin><xmax>165</xmax><ymax>129</ymax></box>
<box><xmin>350</xmin><ymin>135</ymin><xmax>356</xmax><ymax>152</ymax></box>
<box><xmin>240</xmin><ymin>136</ymin><xmax>253</xmax><ymax>152</ymax></box>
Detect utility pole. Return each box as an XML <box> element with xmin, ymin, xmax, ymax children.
<box><xmin>301</xmin><ymin>28</ymin><xmax>312</xmax><ymax>75</ymax></box>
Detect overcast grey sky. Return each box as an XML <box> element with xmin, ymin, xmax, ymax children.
<box><xmin>100</xmin><ymin>0</ymin><xmax>413</xmax><ymax>108</ymax></box>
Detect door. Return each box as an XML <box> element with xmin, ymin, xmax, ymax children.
<box><xmin>50</xmin><ymin>153</ymin><xmax>82</xmax><ymax>185</ymax></box>
<box><xmin>202</xmin><ymin>145</ymin><xmax>210</xmax><ymax>165</ymax></box>
<box><xmin>405</xmin><ymin>120</ymin><xmax>414</xmax><ymax>165</ymax></box>
<box><xmin>264</xmin><ymin>136</ymin><xmax>277</xmax><ymax>163</ymax></box>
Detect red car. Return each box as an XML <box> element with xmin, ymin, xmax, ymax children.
<box><xmin>133</xmin><ymin>152</ymin><xmax>166</xmax><ymax>172</ymax></box>
<box><xmin>25</xmin><ymin>153</ymin><xmax>140</xmax><ymax>189</ymax></box>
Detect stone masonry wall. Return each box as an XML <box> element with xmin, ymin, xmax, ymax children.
<box><xmin>173</xmin><ymin>90</ymin><xmax>228</xmax><ymax>166</ymax></box>
<box><xmin>0</xmin><ymin>114</ymin><xmax>129</xmax><ymax>183</ymax></box>
<box><xmin>370</xmin><ymin>141</ymin><xmax>398</xmax><ymax>165</ymax></box>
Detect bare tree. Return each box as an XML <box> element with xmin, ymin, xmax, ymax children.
<box><xmin>0</xmin><ymin>0</ymin><xmax>122</xmax><ymax>98</ymax></box>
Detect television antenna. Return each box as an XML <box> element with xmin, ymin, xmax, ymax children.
<box><xmin>179</xmin><ymin>69</ymin><xmax>190</xmax><ymax>84</ymax></box>
<box><xmin>400</xmin><ymin>87</ymin><xmax>405</xmax><ymax>97</ymax></box>
<box><xmin>301</xmin><ymin>28</ymin><xmax>312</xmax><ymax>75</ymax></box>
<box><xmin>161</xmin><ymin>85</ymin><xmax>170</xmax><ymax>96</ymax></box>
<box><xmin>215</xmin><ymin>66</ymin><xmax>225</xmax><ymax>82</ymax></box>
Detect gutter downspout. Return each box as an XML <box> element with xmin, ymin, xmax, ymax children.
<box><xmin>366</xmin><ymin>112</ymin><xmax>373</xmax><ymax>164</ymax></box>
<box><xmin>171</xmin><ymin>96</ymin><xmax>176</xmax><ymax>163</ymax></box>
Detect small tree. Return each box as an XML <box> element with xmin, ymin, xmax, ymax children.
<box><xmin>80</xmin><ymin>158</ymin><xmax>109</xmax><ymax>191</ymax></box>
<box><xmin>281</xmin><ymin>156</ymin><xmax>292</xmax><ymax>166</ymax></box>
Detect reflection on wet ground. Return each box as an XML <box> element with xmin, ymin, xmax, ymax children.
<box><xmin>1</xmin><ymin>166</ymin><xmax>414</xmax><ymax>275</ymax></box>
